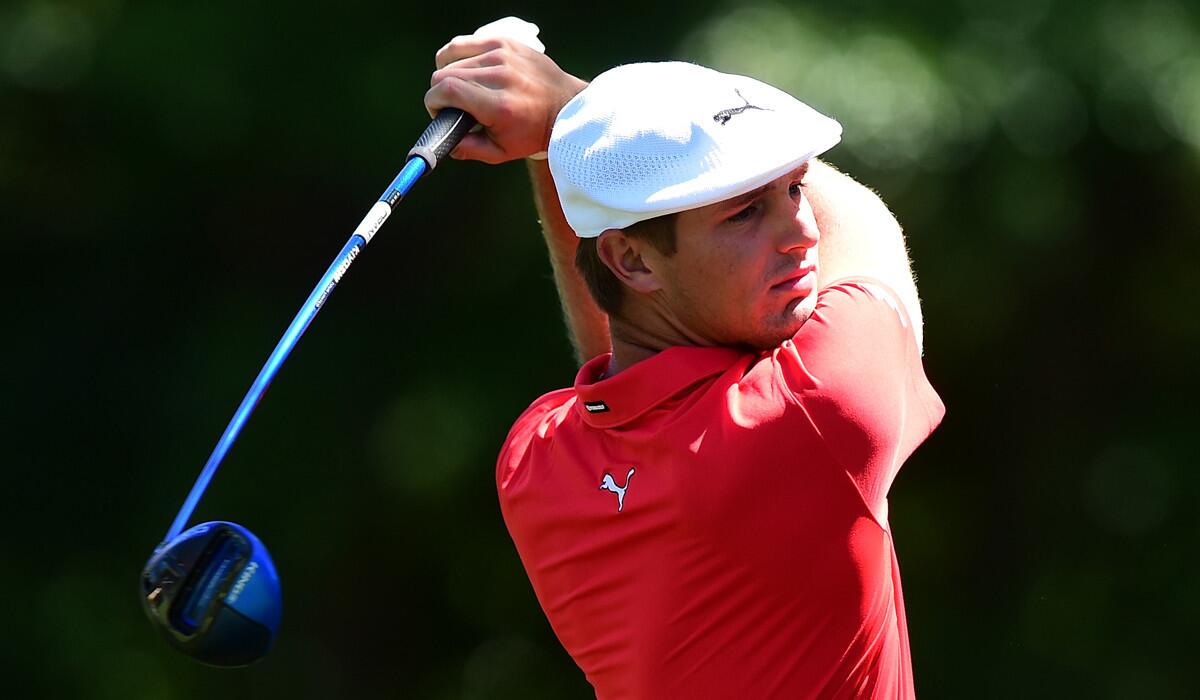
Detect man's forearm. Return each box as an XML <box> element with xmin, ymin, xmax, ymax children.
<box><xmin>527</xmin><ymin>159</ymin><xmax>612</xmax><ymax>363</ymax></box>
<box><xmin>806</xmin><ymin>160</ymin><xmax>924</xmax><ymax>353</ymax></box>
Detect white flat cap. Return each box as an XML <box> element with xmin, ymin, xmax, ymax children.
<box><xmin>548</xmin><ymin>61</ymin><xmax>842</xmax><ymax>238</ymax></box>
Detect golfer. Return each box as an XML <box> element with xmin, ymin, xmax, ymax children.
<box><xmin>427</xmin><ymin>34</ymin><xmax>946</xmax><ymax>699</ymax></box>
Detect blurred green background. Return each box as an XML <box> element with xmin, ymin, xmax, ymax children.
<box><xmin>4</xmin><ymin>0</ymin><xmax>1198</xmax><ymax>697</ymax></box>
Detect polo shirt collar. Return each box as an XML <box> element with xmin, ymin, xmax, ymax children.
<box><xmin>573</xmin><ymin>346</ymin><xmax>748</xmax><ymax>428</ymax></box>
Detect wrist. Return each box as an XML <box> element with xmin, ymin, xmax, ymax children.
<box><xmin>528</xmin><ymin>76</ymin><xmax>588</xmax><ymax>162</ymax></box>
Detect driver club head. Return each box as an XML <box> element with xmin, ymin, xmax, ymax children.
<box><xmin>140</xmin><ymin>521</ymin><xmax>281</xmax><ymax>666</ymax></box>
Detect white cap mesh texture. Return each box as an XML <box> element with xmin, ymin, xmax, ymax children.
<box><xmin>548</xmin><ymin>62</ymin><xmax>842</xmax><ymax>238</ymax></box>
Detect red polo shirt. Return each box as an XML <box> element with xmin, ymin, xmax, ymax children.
<box><xmin>496</xmin><ymin>278</ymin><xmax>946</xmax><ymax>699</ymax></box>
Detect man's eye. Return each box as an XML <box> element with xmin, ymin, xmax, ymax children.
<box><xmin>727</xmin><ymin>205</ymin><xmax>757</xmax><ymax>223</ymax></box>
<box><xmin>789</xmin><ymin>181</ymin><xmax>807</xmax><ymax>196</ymax></box>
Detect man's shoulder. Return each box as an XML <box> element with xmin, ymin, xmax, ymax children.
<box><xmin>807</xmin><ymin>276</ymin><xmax>920</xmax><ymax>352</ymax></box>
<box><xmin>778</xmin><ymin>276</ymin><xmax>918</xmax><ymax>375</ymax></box>
<box><xmin>814</xmin><ymin>276</ymin><xmax>908</xmax><ymax>317</ymax></box>
<box><xmin>512</xmin><ymin>386</ymin><xmax>577</xmax><ymax>433</ymax></box>
<box><xmin>496</xmin><ymin>387</ymin><xmax>576</xmax><ymax>488</ymax></box>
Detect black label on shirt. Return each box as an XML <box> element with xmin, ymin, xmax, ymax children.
<box><xmin>583</xmin><ymin>400</ymin><xmax>610</xmax><ymax>413</ymax></box>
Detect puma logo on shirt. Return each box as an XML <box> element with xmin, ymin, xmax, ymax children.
<box><xmin>599</xmin><ymin>468</ymin><xmax>636</xmax><ymax>512</ymax></box>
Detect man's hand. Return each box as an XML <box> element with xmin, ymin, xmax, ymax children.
<box><xmin>425</xmin><ymin>37</ymin><xmax>587</xmax><ymax>164</ymax></box>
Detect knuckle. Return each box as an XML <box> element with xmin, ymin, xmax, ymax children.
<box><xmin>424</xmin><ymin>77</ymin><xmax>464</xmax><ymax>109</ymax></box>
<box><xmin>492</xmin><ymin>96</ymin><xmax>517</xmax><ymax>122</ymax></box>
<box><xmin>430</xmin><ymin>76</ymin><xmax>462</xmax><ymax>103</ymax></box>
<box><xmin>479</xmin><ymin>46</ymin><xmax>506</xmax><ymax>64</ymax></box>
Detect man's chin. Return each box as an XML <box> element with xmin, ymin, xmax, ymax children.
<box><xmin>739</xmin><ymin>304</ymin><xmax>816</xmax><ymax>350</ymax></box>
<box><xmin>785</xmin><ymin>293</ymin><xmax>818</xmax><ymax>331</ymax></box>
<box><xmin>747</xmin><ymin>297</ymin><xmax>818</xmax><ymax>351</ymax></box>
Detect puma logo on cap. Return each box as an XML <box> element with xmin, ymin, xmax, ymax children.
<box><xmin>713</xmin><ymin>89</ymin><xmax>771</xmax><ymax>125</ymax></box>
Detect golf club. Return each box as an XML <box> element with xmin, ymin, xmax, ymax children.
<box><xmin>140</xmin><ymin>17</ymin><xmax>545</xmax><ymax>667</ymax></box>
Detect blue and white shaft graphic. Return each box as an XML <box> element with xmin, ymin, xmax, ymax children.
<box><xmin>164</xmin><ymin>156</ymin><xmax>426</xmax><ymax>543</ymax></box>
<box><xmin>161</xmin><ymin>17</ymin><xmax>546</xmax><ymax>546</ymax></box>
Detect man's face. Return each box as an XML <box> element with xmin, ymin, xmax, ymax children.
<box><xmin>642</xmin><ymin>164</ymin><xmax>820</xmax><ymax>351</ymax></box>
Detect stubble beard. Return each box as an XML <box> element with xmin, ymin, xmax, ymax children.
<box><xmin>743</xmin><ymin>292</ymin><xmax>819</xmax><ymax>351</ymax></box>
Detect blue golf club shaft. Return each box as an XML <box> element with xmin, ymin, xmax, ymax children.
<box><xmin>163</xmin><ymin>109</ymin><xmax>477</xmax><ymax>544</ymax></box>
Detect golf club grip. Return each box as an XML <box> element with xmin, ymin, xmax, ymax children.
<box><xmin>408</xmin><ymin>108</ymin><xmax>477</xmax><ymax>171</ymax></box>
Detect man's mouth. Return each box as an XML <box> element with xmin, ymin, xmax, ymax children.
<box><xmin>770</xmin><ymin>264</ymin><xmax>817</xmax><ymax>294</ymax></box>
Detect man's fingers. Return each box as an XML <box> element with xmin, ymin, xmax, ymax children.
<box><xmin>423</xmin><ymin>77</ymin><xmax>500</xmax><ymax>123</ymax></box>
<box><xmin>434</xmin><ymin>49</ymin><xmax>506</xmax><ymax>79</ymax></box>
<box><xmin>430</xmin><ymin>63</ymin><xmax>511</xmax><ymax>91</ymax></box>
<box><xmin>435</xmin><ymin>36</ymin><xmax>507</xmax><ymax>69</ymax></box>
<box><xmin>423</xmin><ymin>31</ymin><xmax>567</xmax><ymax>163</ymax></box>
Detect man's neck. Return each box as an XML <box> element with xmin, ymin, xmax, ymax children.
<box><xmin>605</xmin><ymin>313</ymin><xmax>701</xmax><ymax>377</ymax></box>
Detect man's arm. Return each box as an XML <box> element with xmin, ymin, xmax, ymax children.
<box><xmin>805</xmin><ymin>160</ymin><xmax>925</xmax><ymax>354</ymax></box>
<box><xmin>526</xmin><ymin>160</ymin><xmax>611</xmax><ymax>362</ymax></box>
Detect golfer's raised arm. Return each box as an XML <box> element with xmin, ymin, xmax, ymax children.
<box><xmin>805</xmin><ymin>160</ymin><xmax>925</xmax><ymax>354</ymax></box>
<box><xmin>525</xmin><ymin>159</ymin><xmax>611</xmax><ymax>362</ymax></box>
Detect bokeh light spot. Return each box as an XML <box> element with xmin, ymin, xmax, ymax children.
<box><xmin>2</xmin><ymin>2</ymin><xmax>94</xmax><ymax>90</ymax></box>
<box><xmin>1154</xmin><ymin>56</ymin><xmax>1200</xmax><ymax>149</ymax></box>
<box><xmin>997</xmin><ymin>67</ymin><xmax>1089</xmax><ymax>157</ymax></box>
<box><xmin>682</xmin><ymin>3</ymin><xmax>989</xmax><ymax>172</ymax></box>
<box><xmin>369</xmin><ymin>386</ymin><xmax>484</xmax><ymax>499</ymax></box>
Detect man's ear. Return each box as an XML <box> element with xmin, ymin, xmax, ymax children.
<box><xmin>596</xmin><ymin>230</ymin><xmax>663</xmax><ymax>293</ymax></box>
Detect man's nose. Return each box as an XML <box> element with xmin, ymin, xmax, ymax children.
<box><xmin>776</xmin><ymin>203</ymin><xmax>820</xmax><ymax>252</ymax></box>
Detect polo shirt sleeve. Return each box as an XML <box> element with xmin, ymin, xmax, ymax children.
<box><xmin>496</xmin><ymin>388</ymin><xmax>575</xmax><ymax>491</ymax></box>
<box><xmin>776</xmin><ymin>277</ymin><xmax>946</xmax><ymax>524</ymax></box>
